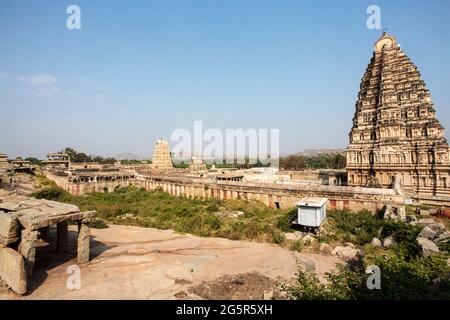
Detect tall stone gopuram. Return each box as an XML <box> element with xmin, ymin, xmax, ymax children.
<box><xmin>347</xmin><ymin>32</ymin><xmax>450</xmax><ymax>197</ymax></box>
<box><xmin>151</xmin><ymin>139</ymin><xmax>173</xmax><ymax>170</ymax></box>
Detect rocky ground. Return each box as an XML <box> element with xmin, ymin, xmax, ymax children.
<box><xmin>0</xmin><ymin>224</ymin><xmax>341</xmax><ymax>300</ymax></box>
<box><xmin>187</xmin><ymin>272</ymin><xmax>284</xmax><ymax>300</ymax></box>
<box><xmin>0</xmin><ymin>173</ymin><xmax>41</xmax><ymax>196</ymax></box>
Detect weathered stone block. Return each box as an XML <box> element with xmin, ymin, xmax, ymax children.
<box><xmin>383</xmin><ymin>205</ymin><xmax>406</xmax><ymax>221</ymax></box>
<box><xmin>18</xmin><ymin>229</ymin><xmax>38</xmax><ymax>277</ymax></box>
<box><xmin>0</xmin><ymin>211</ymin><xmax>20</xmax><ymax>246</ymax></box>
<box><xmin>77</xmin><ymin>220</ymin><xmax>90</xmax><ymax>264</ymax></box>
<box><xmin>0</xmin><ymin>247</ymin><xmax>27</xmax><ymax>295</ymax></box>
<box><xmin>417</xmin><ymin>237</ymin><xmax>440</xmax><ymax>257</ymax></box>
<box><xmin>370</xmin><ymin>237</ymin><xmax>382</xmax><ymax>248</ymax></box>
<box><xmin>383</xmin><ymin>237</ymin><xmax>395</xmax><ymax>248</ymax></box>
<box><xmin>331</xmin><ymin>246</ymin><xmax>361</xmax><ymax>262</ymax></box>
<box><xmin>284</xmin><ymin>232</ymin><xmax>302</xmax><ymax>242</ymax></box>
<box><xmin>418</xmin><ymin>226</ymin><xmax>437</xmax><ymax>240</ymax></box>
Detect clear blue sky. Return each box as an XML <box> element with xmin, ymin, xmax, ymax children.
<box><xmin>1</xmin><ymin>0</ymin><xmax>450</xmax><ymax>159</ymax></box>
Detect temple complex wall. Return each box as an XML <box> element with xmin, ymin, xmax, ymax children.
<box><xmin>44</xmin><ymin>171</ymin><xmax>138</xmax><ymax>195</ymax></box>
<box><xmin>134</xmin><ymin>174</ymin><xmax>405</xmax><ymax>212</ymax></box>
<box><xmin>44</xmin><ymin>167</ymin><xmax>450</xmax><ymax>210</ymax></box>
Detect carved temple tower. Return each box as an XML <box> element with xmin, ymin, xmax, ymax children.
<box><xmin>346</xmin><ymin>32</ymin><xmax>450</xmax><ymax>197</ymax></box>
<box><xmin>151</xmin><ymin>139</ymin><xmax>173</xmax><ymax>170</ymax></box>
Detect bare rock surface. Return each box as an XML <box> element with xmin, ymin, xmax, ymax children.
<box><xmin>188</xmin><ymin>272</ymin><xmax>284</xmax><ymax>300</ymax></box>
<box><xmin>0</xmin><ymin>224</ymin><xmax>341</xmax><ymax>300</ymax></box>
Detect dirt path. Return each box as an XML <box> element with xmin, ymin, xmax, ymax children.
<box><xmin>0</xmin><ymin>225</ymin><xmax>341</xmax><ymax>300</ymax></box>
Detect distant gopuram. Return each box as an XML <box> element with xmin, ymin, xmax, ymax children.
<box><xmin>151</xmin><ymin>139</ymin><xmax>173</xmax><ymax>170</ymax></box>
<box><xmin>346</xmin><ymin>32</ymin><xmax>450</xmax><ymax>197</ymax></box>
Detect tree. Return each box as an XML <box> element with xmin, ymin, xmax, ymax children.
<box><xmin>24</xmin><ymin>157</ymin><xmax>41</xmax><ymax>165</ymax></box>
<box><xmin>63</xmin><ymin>147</ymin><xmax>116</xmax><ymax>164</ymax></box>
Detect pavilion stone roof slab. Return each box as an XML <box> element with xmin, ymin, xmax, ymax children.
<box><xmin>0</xmin><ymin>195</ymin><xmax>95</xmax><ymax>295</ymax></box>
<box><xmin>0</xmin><ymin>195</ymin><xmax>95</xmax><ymax>231</ymax></box>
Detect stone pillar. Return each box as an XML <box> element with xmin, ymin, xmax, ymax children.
<box><xmin>19</xmin><ymin>229</ymin><xmax>38</xmax><ymax>277</ymax></box>
<box><xmin>77</xmin><ymin>220</ymin><xmax>90</xmax><ymax>264</ymax></box>
<box><xmin>56</xmin><ymin>222</ymin><xmax>68</xmax><ymax>253</ymax></box>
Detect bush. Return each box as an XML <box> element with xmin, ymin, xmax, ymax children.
<box><xmin>203</xmin><ymin>215</ymin><xmax>221</xmax><ymax>230</ymax></box>
<box><xmin>276</xmin><ymin>209</ymin><xmax>297</xmax><ymax>232</ymax></box>
<box><xmin>327</xmin><ymin>210</ymin><xmax>384</xmax><ymax>245</ymax></box>
<box><xmin>272</xmin><ymin>231</ymin><xmax>285</xmax><ymax>244</ymax></box>
<box><xmin>438</xmin><ymin>240</ymin><xmax>450</xmax><ymax>253</ymax></box>
<box><xmin>380</xmin><ymin>221</ymin><xmax>422</xmax><ymax>259</ymax></box>
<box><xmin>90</xmin><ymin>219</ymin><xmax>109</xmax><ymax>229</ymax></box>
<box><xmin>206</xmin><ymin>203</ymin><xmax>219</xmax><ymax>213</ymax></box>
<box><xmin>285</xmin><ymin>253</ymin><xmax>450</xmax><ymax>300</ymax></box>
<box><xmin>33</xmin><ymin>187</ymin><xmax>68</xmax><ymax>201</ymax></box>
<box><xmin>284</xmin><ymin>265</ymin><xmax>362</xmax><ymax>300</ymax></box>
<box><xmin>290</xmin><ymin>240</ymin><xmax>304</xmax><ymax>252</ymax></box>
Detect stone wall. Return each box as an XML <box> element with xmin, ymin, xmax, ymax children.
<box><xmin>136</xmin><ymin>174</ymin><xmax>406</xmax><ymax>212</ymax></box>
<box><xmin>45</xmin><ymin>169</ymin><xmax>450</xmax><ymax>210</ymax></box>
<box><xmin>44</xmin><ymin>171</ymin><xmax>138</xmax><ymax>195</ymax></box>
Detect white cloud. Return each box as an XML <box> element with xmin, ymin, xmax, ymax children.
<box><xmin>0</xmin><ymin>72</ymin><xmax>60</xmax><ymax>97</ymax></box>
<box><xmin>22</xmin><ymin>73</ymin><xmax>58</xmax><ymax>86</ymax></box>
<box><xmin>0</xmin><ymin>72</ymin><xmax>58</xmax><ymax>85</ymax></box>
<box><xmin>35</xmin><ymin>87</ymin><xmax>61</xmax><ymax>97</ymax></box>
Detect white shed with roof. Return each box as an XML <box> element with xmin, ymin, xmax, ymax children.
<box><xmin>295</xmin><ymin>197</ymin><xmax>327</xmax><ymax>228</ymax></box>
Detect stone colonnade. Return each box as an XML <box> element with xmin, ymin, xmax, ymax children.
<box><xmin>137</xmin><ymin>177</ymin><xmax>405</xmax><ymax>213</ymax></box>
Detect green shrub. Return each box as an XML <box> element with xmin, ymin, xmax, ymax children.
<box><xmin>284</xmin><ymin>264</ymin><xmax>362</xmax><ymax>300</ymax></box>
<box><xmin>33</xmin><ymin>187</ymin><xmax>69</xmax><ymax>201</ymax></box>
<box><xmin>90</xmin><ymin>219</ymin><xmax>109</xmax><ymax>229</ymax></box>
<box><xmin>327</xmin><ymin>209</ymin><xmax>384</xmax><ymax>245</ymax></box>
<box><xmin>206</xmin><ymin>202</ymin><xmax>219</xmax><ymax>213</ymax></box>
<box><xmin>379</xmin><ymin>221</ymin><xmax>422</xmax><ymax>259</ymax></box>
<box><xmin>285</xmin><ymin>253</ymin><xmax>450</xmax><ymax>300</ymax></box>
<box><xmin>290</xmin><ymin>240</ymin><xmax>303</xmax><ymax>252</ymax></box>
<box><xmin>272</xmin><ymin>231</ymin><xmax>285</xmax><ymax>244</ymax></box>
<box><xmin>203</xmin><ymin>215</ymin><xmax>221</xmax><ymax>230</ymax></box>
<box><xmin>438</xmin><ymin>240</ymin><xmax>450</xmax><ymax>253</ymax></box>
<box><xmin>276</xmin><ymin>209</ymin><xmax>297</xmax><ymax>232</ymax></box>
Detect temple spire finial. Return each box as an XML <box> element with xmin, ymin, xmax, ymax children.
<box><xmin>374</xmin><ymin>30</ymin><xmax>397</xmax><ymax>52</ymax></box>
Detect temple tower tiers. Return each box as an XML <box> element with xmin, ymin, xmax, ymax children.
<box><xmin>189</xmin><ymin>154</ymin><xmax>207</xmax><ymax>172</ymax></box>
<box><xmin>151</xmin><ymin>139</ymin><xmax>173</xmax><ymax>170</ymax></box>
<box><xmin>346</xmin><ymin>32</ymin><xmax>450</xmax><ymax>197</ymax></box>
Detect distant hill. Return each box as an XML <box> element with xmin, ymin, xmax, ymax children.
<box><xmin>295</xmin><ymin>148</ymin><xmax>346</xmax><ymax>157</ymax></box>
<box><xmin>114</xmin><ymin>153</ymin><xmax>143</xmax><ymax>160</ymax></box>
